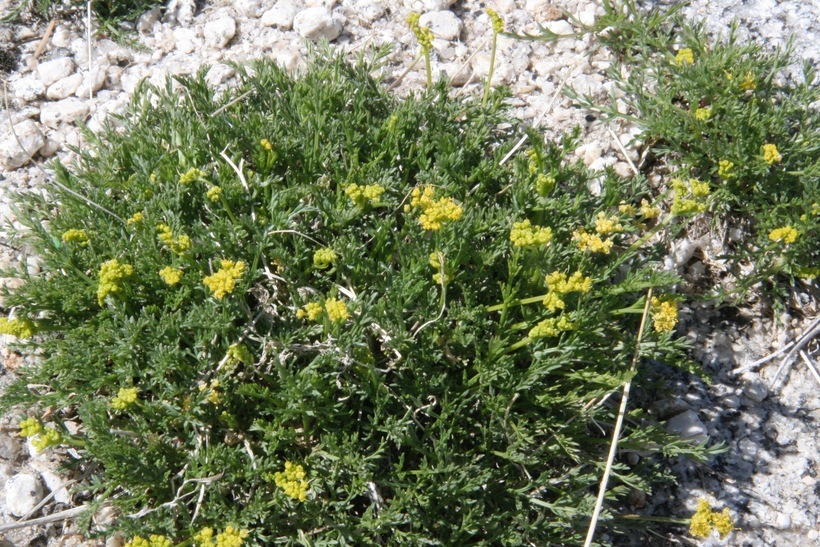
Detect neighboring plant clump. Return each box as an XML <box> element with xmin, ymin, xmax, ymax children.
<box><xmin>0</xmin><ymin>44</ymin><xmax>716</xmax><ymax>544</ymax></box>
<box><xmin>554</xmin><ymin>0</ymin><xmax>820</xmax><ymax>302</ymax></box>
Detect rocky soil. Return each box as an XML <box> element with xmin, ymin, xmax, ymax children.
<box><xmin>0</xmin><ymin>0</ymin><xmax>817</xmax><ymax>545</ymax></box>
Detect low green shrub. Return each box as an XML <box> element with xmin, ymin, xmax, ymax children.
<box><xmin>0</xmin><ymin>47</ymin><xmax>712</xmax><ymax>544</ymax></box>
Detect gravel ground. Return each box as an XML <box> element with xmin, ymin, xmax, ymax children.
<box><xmin>0</xmin><ymin>0</ymin><xmax>817</xmax><ymax>545</ymax></box>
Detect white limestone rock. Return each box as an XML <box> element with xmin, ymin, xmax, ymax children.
<box><xmin>11</xmin><ymin>75</ymin><xmax>45</xmax><ymax>102</ymax></box>
<box><xmin>0</xmin><ymin>119</ymin><xmax>45</xmax><ymax>169</ymax></box>
<box><xmin>4</xmin><ymin>473</ymin><xmax>45</xmax><ymax>517</ymax></box>
<box><xmin>665</xmin><ymin>410</ymin><xmax>708</xmax><ymax>443</ymax></box>
<box><xmin>37</xmin><ymin>57</ymin><xmax>74</xmax><ymax>87</ymax></box>
<box><xmin>261</xmin><ymin>2</ymin><xmax>298</xmax><ymax>29</ymax></box>
<box><xmin>40</xmin><ymin>98</ymin><xmax>90</xmax><ymax>129</ymax></box>
<box><xmin>419</xmin><ymin>11</ymin><xmax>462</xmax><ymax>41</ymax></box>
<box><xmin>293</xmin><ymin>7</ymin><xmax>343</xmax><ymax>41</ymax></box>
<box><xmin>204</xmin><ymin>15</ymin><xmax>238</xmax><ymax>49</ymax></box>
<box><xmin>46</xmin><ymin>73</ymin><xmax>84</xmax><ymax>100</ymax></box>
<box><xmin>235</xmin><ymin>0</ymin><xmax>265</xmax><ymax>18</ymax></box>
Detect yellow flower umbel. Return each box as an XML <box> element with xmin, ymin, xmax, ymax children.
<box><xmin>313</xmin><ymin>248</ymin><xmax>337</xmax><ymax>269</ymax></box>
<box><xmin>690</xmin><ymin>498</ymin><xmax>734</xmax><ymax>539</ymax></box>
<box><xmin>429</xmin><ymin>251</ymin><xmax>452</xmax><ymax>285</ymax></box>
<box><xmin>157</xmin><ymin>224</ymin><xmax>191</xmax><ymax>255</ymax></box>
<box><xmin>178</xmin><ymin>167</ymin><xmax>206</xmax><ymax>185</ymax></box>
<box><xmin>740</xmin><ymin>71</ymin><xmax>756</xmax><ymax>91</ymax></box>
<box><xmin>124</xmin><ymin>535</ymin><xmax>172</xmax><ymax>547</ymax></box>
<box><xmin>111</xmin><ymin>387</ymin><xmax>139</xmax><ymax>410</ymax></box>
<box><xmin>675</xmin><ymin>48</ymin><xmax>694</xmax><ymax>66</ymax></box>
<box><xmin>509</xmin><ymin>219</ymin><xmax>553</xmax><ymax>247</ymax></box>
<box><xmin>718</xmin><ymin>160</ymin><xmax>735</xmax><ymax>179</ymax></box>
<box><xmin>198</xmin><ymin>380</ymin><xmax>221</xmax><ymax>405</ymax></box>
<box><xmin>274</xmin><ymin>461</ymin><xmax>309</xmax><ymax>501</ymax></box>
<box><xmin>594</xmin><ymin>212</ymin><xmax>624</xmax><ymax>235</ymax></box>
<box><xmin>127</xmin><ymin>211</ymin><xmax>145</xmax><ymax>225</ymax></box>
<box><xmin>345</xmin><ymin>183</ymin><xmax>385</xmax><ymax>207</ymax></box>
<box><xmin>573</xmin><ymin>229</ymin><xmax>614</xmax><ymax>254</ymax></box>
<box><xmin>297</xmin><ymin>302</ymin><xmax>323</xmax><ymax>321</ymax></box>
<box><xmin>768</xmin><ymin>226</ymin><xmax>799</xmax><ymax>244</ymax></box>
<box><xmin>324</xmin><ymin>297</ymin><xmax>349</xmax><ymax>323</ymax></box>
<box><xmin>206</xmin><ymin>185</ymin><xmax>223</xmax><ymax>202</ymax></box>
<box><xmin>670</xmin><ymin>178</ymin><xmax>709</xmax><ymax>215</ymax></box>
<box><xmin>407</xmin><ymin>12</ymin><xmax>434</xmax><ymax>87</ymax></box>
<box><xmin>694</xmin><ymin>106</ymin><xmax>711</xmax><ymax>121</ymax></box>
<box><xmin>405</xmin><ymin>186</ymin><xmax>463</xmax><ymax>231</ymax></box>
<box><xmin>529</xmin><ymin>314</ymin><xmax>576</xmax><ymax>339</ymax></box>
<box><xmin>203</xmin><ymin>260</ymin><xmax>247</xmax><ymax>300</ymax></box>
<box><xmin>650</xmin><ymin>296</ymin><xmax>678</xmax><ymax>332</ymax></box>
<box><xmin>19</xmin><ymin>417</ymin><xmax>43</xmax><ymax>438</ymax></box>
<box><xmin>97</xmin><ymin>259</ymin><xmax>134</xmax><ymax>304</ymax></box>
<box><xmin>762</xmin><ymin>143</ymin><xmax>782</xmax><ymax>164</ymax></box>
<box><xmin>535</xmin><ymin>173</ymin><xmax>556</xmax><ymax>196</ymax></box>
<box><xmin>31</xmin><ymin>426</ymin><xmax>63</xmax><ymax>452</ymax></box>
<box><xmin>0</xmin><ymin>317</ymin><xmax>37</xmax><ymax>338</ymax></box>
<box><xmin>640</xmin><ymin>199</ymin><xmax>661</xmax><ymax>219</ymax></box>
<box><xmin>62</xmin><ymin>228</ymin><xmax>89</xmax><ymax>246</ymax></box>
<box><xmin>543</xmin><ymin>271</ymin><xmax>593</xmax><ymax>311</ymax></box>
<box><xmin>159</xmin><ymin>266</ymin><xmax>183</xmax><ymax>286</ymax></box>
<box><xmin>260</xmin><ymin>138</ymin><xmax>273</xmax><ymax>151</ymax></box>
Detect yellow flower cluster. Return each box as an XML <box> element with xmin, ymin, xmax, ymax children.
<box><xmin>62</xmin><ymin>228</ymin><xmax>89</xmax><ymax>246</ymax></box>
<box><xmin>406</xmin><ymin>186</ymin><xmax>463</xmax><ymax>231</ymax></box>
<box><xmin>675</xmin><ymin>48</ymin><xmax>694</xmax><ymax>66</ymax></box>
<box><xmin>127</xmin><ymin>211</ymin><xmax>145</xmax><ymax>225</ymax></box>
<box><xmin>407</xmin><ymin>12</ymin><xmax>433</xmax><ymax>51</ymax></box>
<box><xmin>509</xmin><ymin>219</ymin><xmax>553</xmax><ymax>247</ymax></box>
<box><xmin>573</xmin><ymin>230</ymin><xmax>614</xmax><ymax>254</ymax></box>
<box><xmin>594</xmin><ymin>212</ymin><xmax>624</xmax><ymax>235</ymax></box>
<box><xmin>203</xmin><ymin>260</ymin><xmax>246</xmax><ymax>299</ymax></box>
<box><xmin>111</xmin><ymin>387</ymin><xmax>139</xmax><ymax>410</ymax></box>
<box><xmin>0</xmin><ymin>317</ymin><xmax>37</xmax><ymax>338</ymax></box>
<box><xmin>324</xmin><ymin>297</ymin><xmax>350</xmax><ymax>322</ymax></box>
<box><xmin>297</xmin><ymin>302</ymin><xmax>323</xmax><ymax>321</ymax></box>
<box><xmin>693</xmin><ymin>106</ymin><xmax>711</xmax><ymax>121</ymax></box>
<box><xmin>740</xmin><ymin>72</ymin><xmax>756</xmax><ymax>91</ymax></box>
<box><xmin>543</xmin><ymin>271</ymin><xmax>592</xmax><ymax>311</ymax></box>
<box><xmin>98</xmin><ymin>259</ymin><xmax>134</xmax><ymax>304</ymax></box>
<box><xmin>31</xmin><ymin>426</ymin><xmax>63</xmax><ymax>452</ymax></box>
<box><xmin>227</xmin><ymin>343</ymin><xmax>253</xmax><ymax>367</ymax></box>
<box><xmin>718</xmin><ymin>160</ymin><xmax>734</xmax><ymax>179</ymax></box>
<box><xmin>618</xmin><ymin>202</ymin><xmax>636</xmax><ymax>215</ymax></box>
<box><xmin>535</xmin><ymin>173</ymin><xmax>556</xmax><ymax>196</ymax></box>
<box><xmin>345</xmin><ymin>183</ymin><xmax>385</xmax><ymax>206</ymax></box>
<box><xmin>486</xmin><ymin>8</ymin><xmax>504</xmax><ymax>33</ymax></box>
<box><xmin>157</xmin><ymin>224</ymin><xmax>191</xmax><ymax>255</ymax></box>
<box><xmin>194</xmin><ymin>526</ymin><xmax>249</xmax><ymax>547</ymax></box>
<box><xmin>313</xmin><ymin>248</ymin><xmax>337</xmax><ymax>269</ymax></box>
<box><xmin>260</xmin><ymin>138</ymin><xmax>273</xmax><ymax>151</ymax></box>
<box><xmin>529</xmin><ymin>315</ymin><xmax>575</xmax><ymax>339</ymax></box>
<box><xmin>650</xmin><ymin>296</ymin><xmax>678</xmax><ymax>332</ymax></box>
<box><xmin>762</xmin><ymin>143</ymin><xmax>782</xmax><ymax>164</ymax></box>
<box><xmin>428</xmin><ymin>252</ymin><xmax>451</xmax><ymax>285</ymax></box>
<box><xmin>690</xmin><ymin>499</ymin><xmax>734</xmax><ymax>539</ymax></box>
<box><xmin>274</xmin><ymin>461</ymin><xmax>309</xmax><ymax>501</ymax></box>
<box><xmin>159</xmin><ymin>266</ymin><xmax>183</xmax><ymax>286</ymax></box>
<box><xmin>207</xmin><ymin>186</ymin><xmax>223</xmax><ymax>202</ymax></box>
<box><xmin>198</xmin><ymin>380</ymin><xmax>221</xmax><ymax>405</ymax></box>
<box><xmin>179</xmin><ymin>167</ymin><xmax>206</xmax><ymax>185</ymax></box>
<box><xmin>670</xmin><ymin>178</ymin><xmax>709</xmax><ymax>215</ymax></box>
<box><xmin>640</xmin><ymin>199</ymin><xmax>661</xmax><ymax>219</ymax></box>
<box><xmin>19</xmin><ymin>417</ymin><xmax>42</xmax><ymax>437</ymax></box>
<box><xmin>125</xmin><ymin>535</ymin><xmax>172</xmax><ymax>547</ymax></box>
<box><xmin>768</xmin><ymin>226</ymin><xmax>799</xmax><ymax>244</ymax></box>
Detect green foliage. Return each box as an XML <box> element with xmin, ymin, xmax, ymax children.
<box><xmin>1</xmin><ymin>47</ymin><xmax>706</xmax><ymax>544</ymax></box>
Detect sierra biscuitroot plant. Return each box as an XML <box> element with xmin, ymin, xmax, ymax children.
<box><xmin>0</xmin><ymin>46</ymin><xmax>719</xmax><ymax>544</ymax></box>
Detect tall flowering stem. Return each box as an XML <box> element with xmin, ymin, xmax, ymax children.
<box><xmin>407</xmin><ymin>12</ymin><xmax>433</xmax><ymax>88</ymax></box>
<box><xmin>484</xmin><ymin>9</ymin><xmax>505</xmax><ymax>106</ymax></box>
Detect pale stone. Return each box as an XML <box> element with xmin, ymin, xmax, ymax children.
<box><xmin>261</xmin><ymin>2</ymin><xmax>298</xmax><ymax>28</ymax></box>
<box><xmin>4</xmin><ymin>473</ymin><xmax>45</xmax><ymax>517</ymax></box>
<box><xmin>12</xmin><ymin>75</ymin><xmax>45</xmax><ymax>102</ymax></box>
<box><xmin>419</xmin><ymin>11</ymin><xmax>462</xmax><ymax>41</ymax></box>
<box><xmin>46</xmin><ymin>73</ymin><xmax>84</xmax><ymax>100</ymax></box>
<box><xmin>543</xmin><ymin>20</ymin><xmax>574</xmax><ymax>36</ymax></box>
<box><xmin>235</xmin><ymin>0</ymin><xmax>264</xmax><ymax>18</ymax></box>
<box><xmin>204</xmin><ymin>16</ymin><xmax>237</xmax><ymax>49</ymax></box>
<box><xmin>51</xmin><ymin>25</ymin><xmax>72</xmax><ymax>48</ymax></box>
<box><xmin>743</xmin><ymin>378</ymin><xmax>768</xmax><ymax>403</ymax></box>
<box><xmin>665</xmin><ymin>410</ymin><xmax>708</xmax><ymax>443</ymax></box>
<box><xmin>75</xmin><ymin>66</ymin><xmax>109</xmax><ymax>98</ymax></box>
<box><xmin>40</xmin><ymin>469</ymin><xmax>72</xmax><ymax>504</ymax></box>
<box><xmin>206</xmin><ymin>64</ymin><xmax>236</xmax><ymax>87</ymax></box>
<box><xmin>37</xmin><ymin>57</ymin><xmax>74</xmax><ymax>87</ymax></box>
<box><xmin>293</xmin><ymin>7</ymin><xmax>343</xmax><ymax>41</ymax></box>
<box><xmin>351</xmin><ymin>0</ymin><xmax>386</xmax><ymax>23</ymax></box>
<box><xmin>0</xmin><ymin>119</ymin><xmax>45</xmax><ymax>169</ymax></box>
<box><xmin>174</xmin><ymin>27</ymin><xmax>201</xmax><ymax>54</ymax></box>
<box><xmin>40</xmin><ymin>98</ymin><xmax>90</xmax><ymax>129</ymax></box>
<box><xmin>137</xmin><ymin>8</ymin><xmax>162</xmax><ymax>33</ymax></box>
